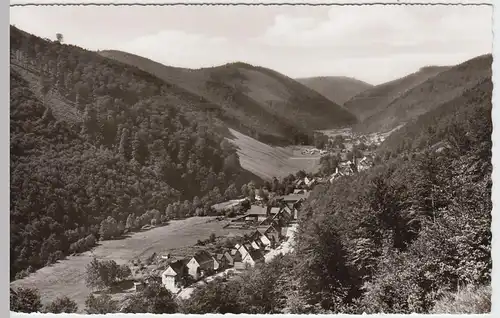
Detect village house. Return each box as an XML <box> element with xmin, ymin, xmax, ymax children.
<box><xmin>278</xmin><ymin>193</ymin><xmax>308</xmax><ymax>220</ymax></box>
<box><xmin>161</xmin><ymin>259</ymin><xmax>188</xmax><ymax>293</ymax></box>
<box><xmin>357</xmin><ymin>156</ymin><xmax>374</xmax><ymax>171</ymax></box>
<box><xmin>304</xmin><ymin>177</ymin><xmax>317</xmax><ymax>189</ymax></box>
<box><xmin>241</xmin><ymin>249</ymin><xmax>265</xmax><ymax>268</ymax></box>
<box><xmin>245</xmin><ymin>205</ymin><xmax>269</xmax><ymax>222</ymax></box>
<box><xmin>251</xmin><ymin>239</ymin><xmax>265</xmax><ymax>250</ymax></box>
<box><xmin>257</xmin><ymin>224</ymin><xmax>281</xmax><ymax>243</ymax></box>
<box><xmin>233</xmin><ymin>242</ymin><xmax>253</xmax><ymax>260</ymax></box>
<box><xmin>248</xmin><ymin>227</ymin><xmax>274</xmax><ymax>249</ymax></box>
<box><xmin>258</xmin><ymin>213</ymin><xmax>282</xmax><ymax>228</ymax></box>
<box><xmin>329</xmin><ymin>167</ymin><xmax>345</xmax><ymax>183</ymax></box>
<box><xmin>232</xmin><ymin>243</ymin><xmax>253</xmax><ymax>270</ymax></box>
<box><xmin>269</xmin><ymin>206</ymin><xmax>281</xmax><ymax>216</ymax></box>
<box><xmin>187</xmin><ymin>250</ymin><xmax>216</xmax><ymax>280</ymax></box>
<box><xmin>273</xmin><ymin>207</ymin><xmax>292</xmax><ymax>227</ymax></box>
<box><xmin>259</xmin><ymin>233</ymin><xmax>273</xmax><ymax>249</ymax></box>
<box><xmin>295</xmin><ymin>179</ymin><xmax>305</xmax><ymax>188</ymax></box>
<box><xmin>215</xmin><ymin>252</ymin><xmax>233</xmax><ymax>270</ymax></box>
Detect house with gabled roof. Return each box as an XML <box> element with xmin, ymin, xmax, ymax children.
<box><xmin>269</xmin><ymin>207</ymin><xmax>281</xmax><ymax>216</ymax></box>
<box><xmin>232</xmin><ymin>245</ymin><xmax>250</xmax><ymax>270</ymax></box>
<box><xmin>295</xmin><ymin>179</ymin><xmax>305</xmax><ymax>188</ymax></box>
<box><xmin>277</xmin><ymin>193</ymin><xmax>308</xmax><ymax>220</ymax></box>
<box><xmin>241</xmin><ymin>248</ymin><xmax>265</xmax><ymax>268</ymax></box>
<box><xmin>259</xmin><ymin>233</ymin><xmax>273</xmax><ymax>248</ymax></box>
<box><xmin>305</xmin><ymin>177</ymin><xmax>317</xmax><ymax>189</ymax></box>
<box><xmin>251</xmin><ymin>238</ymin><xmax>266</xmax><ymax>250</ymax></box>
<box><xmin>161</xmin><ymin>259</ymin><xmax>189</xmax><ymax>293</ymax></box>
<box><xmin>187</xmin><ymin>250</ymin><xmax>216</xmax><ymax>280</ymax></box>
<box><xmin>245</xmin><ymin>205</ymin><xmax>269</xmax><ymax>222</ymax></box>
<box><xmin>215</xmin><ymin>252</ymin><xmax>233</xmax><ymax>270</ymax></box>
<box><xmin>257</xmin><ymin>224</ymin><xmax>280</xmax><ymax>243</ymax></box>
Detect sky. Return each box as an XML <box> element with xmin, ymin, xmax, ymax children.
<box><xmin>9</xmin><ymin>0</ymin><xmax>493</xmax><ymax>85</ymax></box>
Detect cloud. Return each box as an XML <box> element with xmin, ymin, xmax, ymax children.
<box><xmin>255</xmin><ymin>6</ymin><xmax>492</xmax><ymax>58</ymax></box>
<box><xmin>10</xmin><ymin>3</ymin><xmax>492</xmax><ymax>84</ymax></box>
<box><xmin>116</xmin><ymin>30</ymin><xmax>243</xmax><ymax>69</ymax></box>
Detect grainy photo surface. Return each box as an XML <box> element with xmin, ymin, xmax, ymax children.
<box><xmin>9</xmin><ymin>2</ymin><xmax>493</xmax><ymax>314</ymax></box>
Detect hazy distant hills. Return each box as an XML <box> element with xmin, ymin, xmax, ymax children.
<box><xmin>345</xmin><ymin>54</ymin><xmax>492</xmax><ymax>134</ymax></box>
<box><xmin>99</xmin><ymin>50</ymin><xmax>357</xmax><ymax>145</ymax></box>
<box><xmin>296</xmin><ymin>76</ymin><xmax>373</xmax><ymax>106</ymax></box>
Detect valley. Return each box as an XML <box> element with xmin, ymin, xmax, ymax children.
<box><xmin>9</xmin><ymin>18</ymin><xmax>492</xmax><ymax>316</ymax></box>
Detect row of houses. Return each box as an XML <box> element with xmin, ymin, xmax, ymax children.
<box><xmin>159</xmin><ymin>224</ymin><xmax>281</xmax><ymax>293</ymax></box>
<box><xmin>159</xmin><ymin>192</ymin><xmax>310</xmax><ymax>294</ymax></box>
<box><xmin>232</xmin><ymin>191</ymin><xmax>309</xmax><ymax>225</ymax></box>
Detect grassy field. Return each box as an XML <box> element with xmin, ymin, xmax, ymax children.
<box><xmin>10</xmin><ymin>217</ymin><xmax>251</xmax><ymax>312</ymax></box>
<box><xmin>227</xmin><ymin>128</ymin><xmax>321</xmax><ymax>180</ymax></box>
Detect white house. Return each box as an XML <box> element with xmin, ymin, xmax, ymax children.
<box><xmin>161</xmin><ymin>260</ymin><xmax>187</xmax><ymax>293</ymax></box>
<box><xmin>259</xmin><ymin>233</ymin><xmax>272</xmax><ymax>249</ymax></box>
<box><xmin>241</xmin><ymin>249</ymin><xmax>265</xmax><ymax>268</ymax></box>
<box><xmin>187</xmin><ymin>250</ymin><xmax>215</xmax><ymax>280</ymax></box>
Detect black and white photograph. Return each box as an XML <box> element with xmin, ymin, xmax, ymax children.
<box><xmin>9</xmin><ymin>0</ymin><xmax>493</xmax><ymax>315</ymax></box>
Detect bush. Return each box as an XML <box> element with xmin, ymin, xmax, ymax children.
<box><xmin>85</xmin><ymin>293</ymin><xmax>119</xmax><ymax>314</ymax></box>
<box><xmin>10</xmin><ymin>287</ymin><xmax>42</xmax><ymax>313</ymax></box>
<box><xmin>431</xmin><ymin>285</ymin><xmax>491</xmax><ymax>314</ymax></box>
<box><xmin>44</xmin><ymin>296</ymin><xmax>78</xmax><ymax>313</ymax></box>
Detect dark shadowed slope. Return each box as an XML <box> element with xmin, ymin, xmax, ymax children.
<box><xmin>357</xmin><ymin>54</ymin><xmax>491</xmax><ymax>133</ymax></box>
<box><xmin>296</xmin><ymin>76</ymin><xmax>373</xmax><ymax>106</ymax></box>
<box><xmin>344</xmin><ymin>65</ymin><xmax>451</xmax><ymax>122</ymax></box>
<box><xmin>378</xmin><ymin>76</ymin><xmax>492</xmax><ymax>157</ymax></box>
<box><xmin>99</xmin><ymin>50</ymin><xmax>357</xmax><ymax>145</ymax></box>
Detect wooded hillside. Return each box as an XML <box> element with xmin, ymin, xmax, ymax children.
<box><xmin>10</xmin><ymin>26</ymin><xmax>258</xmax><ymax>280</ymax></box>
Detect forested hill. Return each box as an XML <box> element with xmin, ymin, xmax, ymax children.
<box><xmin>378</xmin><ymin>77</ymin><xmax>492</xmax><ymax>158</ymax></box>
<box><xmin>296</xmin><ymin>76</ymin><xmax>373</xmax><ymax>106</ymax></box>
<box><xmin>349</xmin><ymin>54</ymin><xmax>491</xmax><ymax>133</ymax></box>
<box><xmin>289</xmin><ymin>73</ymin><xmax>492</xmax><ymax>312</ymax></box>
<box><xmin>10</xmin><ymin>25</ymin><xmax>259</xmax><ymax>280</ymax></box>
<box><xmin>344</xmin><ymin>65</ymin><xmax>450</xmax><ymax>121</ymax></box>
<box><xmin>99</xmin><ymin>50</ymin><xmax>358</xmax><ymax>145</ymax></box>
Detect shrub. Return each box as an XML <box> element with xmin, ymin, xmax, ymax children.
<box><xmin>431</xmin><ymin>285</ymin><xmax>491</xmax><ymax>314</ymax></box>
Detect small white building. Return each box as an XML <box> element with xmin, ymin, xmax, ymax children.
<box><xmin>161</xmin><ymin>260</ymin><xmax>187</xmax><ymax>294</ymax></box>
